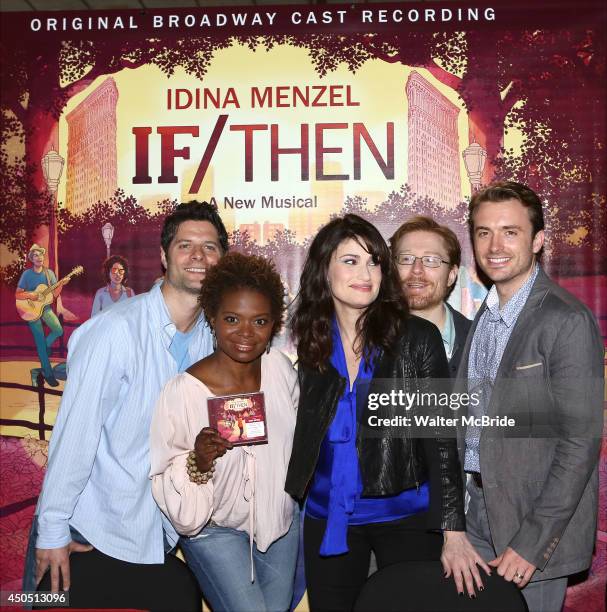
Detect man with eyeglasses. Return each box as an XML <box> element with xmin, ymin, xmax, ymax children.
<box><xmin>390</xmin><ymin>216</ymin><xmax>471</xmax><ymax>374</ymax></box>
<box><xmin>388</xmin><ymin>218</ymin><xmax>486</xmax><ymax>594</ymax></box>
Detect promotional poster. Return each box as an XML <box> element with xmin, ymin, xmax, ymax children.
<box><xmin>0</xmin><ymin>2</ymin><xmax>605</xmax><ymax>609</ymax></box>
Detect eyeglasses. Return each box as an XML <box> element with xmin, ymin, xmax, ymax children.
<box><xmin>395</xmin><ymin>254</ymin><xmax>450</xmax><ymax>268</ymax></box>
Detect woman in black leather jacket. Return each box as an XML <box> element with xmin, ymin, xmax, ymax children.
<box><xmin>285</xmin><ymin>214</ymin><xmax>488</xmax><ymax>611</ymax></box>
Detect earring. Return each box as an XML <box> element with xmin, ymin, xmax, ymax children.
<box><xmin>211</xmin><ymin>328</ymin><xmax>217</xmax><ymax>351</ymax></box>
<box><xmin>266</xmin><ymin>342</ymin><xmax>271</xmax><ymax>354</ymax></box>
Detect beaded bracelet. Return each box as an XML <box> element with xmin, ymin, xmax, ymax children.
<box><xmin>186</xmin><ymin>451</ymin><xmax>215</xmax><ymax>485</ymax></box>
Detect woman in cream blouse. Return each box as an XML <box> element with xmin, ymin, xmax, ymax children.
<box><xmin>150</xmin><ymin>253</ymin><xmax>299</xmax><ymax>612</ymax></box>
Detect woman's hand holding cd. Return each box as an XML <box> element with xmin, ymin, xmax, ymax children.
<box><xmin>194</xmin><ymin>427</ymin><xmax>233</xmax><ymax>472</ymax></box>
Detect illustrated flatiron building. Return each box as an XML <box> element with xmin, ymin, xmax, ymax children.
<box><xmin>66</xmin><ymin>78</ymin><xmax>118</xmax><ymax>214</ymax></box>
<box><xmin>405</xmin><ymin>71</ymin><xmax>461</xmax><ymax>209</ymax></box>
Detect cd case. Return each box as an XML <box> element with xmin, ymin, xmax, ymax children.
<box><xmin>207</xmin><ymin>391</ymin><xmax>268</xmax><ymax>446</ymax></box>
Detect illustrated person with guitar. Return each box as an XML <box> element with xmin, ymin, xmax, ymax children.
<box><xmin>15</xmin><ymin>244</ymin><xmax>69</xmax><ymax>387</ymax></box>
<box><xmin>23</xmin><ymin>202</ymin><xmax>226</xmax><ymax>611</ymax></box>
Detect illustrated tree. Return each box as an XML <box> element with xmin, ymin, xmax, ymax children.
<box><xmin>493</xmin><ymin>29</ymin><xmax>606</xmax><ymax>270</ymax></box>
<box><xmin>0</xmin><ymin>33</ymin><xmax>232</xmax><ymax>282</ymax></box>
<box><xmin>270</xmin><ymin>25</ymin><xmax>606</xmax><ymax>274</ymax></box>
<box><xmin>228</xmin><ymin>228</ymin><xmax>262</xmax><ymax>257</ymax></box>
<box><xmin>56</xmin><ymin>190</ymin><xmax>178</xmax><ymax>296</ymax></box>
<box><xmin>340</xmin><ymin>187</ymin><xmax>471</xmax><ymax>263</ymax></box>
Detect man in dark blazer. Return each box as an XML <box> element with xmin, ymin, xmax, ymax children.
<box><xmin>390</xmin><ymin>215</ymin><xmax>472</xmax><ymax>375</ymax></box>
<box><xmin>457</xmin><ymin>181</ymin><xmax>603</xmax><ymax>611</ymax></box>
<box><xmin>390</xmin><ymin>216</ymin><xmax>489</xmax><ymax>596</ymax></box>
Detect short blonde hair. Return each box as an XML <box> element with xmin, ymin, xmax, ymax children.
<box><xmin>390</xmin><ymin>216</ymin><xmax>461</xmax><ymax>267</ymax></box>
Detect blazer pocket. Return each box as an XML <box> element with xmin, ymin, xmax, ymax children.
<box><xmin>515</xmin><ymin>362</ymin><xmax>543</xmax><ymax>371</ymax></box>
<box><xmin>511</xmin><ymin>362</ymin><xmax>545</xmax><ymax>378</ymax></box>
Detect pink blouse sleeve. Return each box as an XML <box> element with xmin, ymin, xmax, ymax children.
<box><xmin>149</xmin><ymin>376</ymin><xmax>213</xmax><ymax>536</ymax></box>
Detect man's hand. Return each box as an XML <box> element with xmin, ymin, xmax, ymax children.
<box><xmin>441</xmin><ymin>530</ymin><xmax>491</xmax><ymax>597</ymax></box>
<box><xmin>35</xmin><ymin>541</ymin><xmax>93</xmax><ymax>592</ymax></box>
<box><xmin>15</xmin><ymin>289</ymin><xmax>40</xmax><ymax>301</ymax></box>
<box><xmin>489</xmin><ymin>547</ymin><xmax>536</xmax><ymax>588</ymax></box>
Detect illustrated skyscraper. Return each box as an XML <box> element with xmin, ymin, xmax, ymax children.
<box><xmin>405</xmin><ymin>71</ymin><xmax>462</xmax><ymax>209</ymax></box>
<box><xmin>65</xmin><ymin>78</ymin><xmax>118</xmax><ymax>214</ymax></box>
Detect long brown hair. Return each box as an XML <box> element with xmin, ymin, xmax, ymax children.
<box><xmin>290</xmin><ymin>214</ymin><xmax>407</xmax><ymax>371</ymax></box>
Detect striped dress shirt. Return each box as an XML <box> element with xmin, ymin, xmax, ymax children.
<box><xmin>36</xmin><ymin>283</ymin><xmax>214</xmax><ymax>563</ymax></box>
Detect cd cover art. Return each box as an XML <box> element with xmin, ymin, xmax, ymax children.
<box><xmin>207</xmin><ymin>391</ymin><xmax>268</xmax><ymax>446</ymax></box>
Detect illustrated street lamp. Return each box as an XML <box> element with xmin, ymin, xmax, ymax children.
<box><xmin>462</xmin><ymin>141</ymin><xmax>487</xmax><ymax>192</ymax></box>
<box><xmin>102</xmin><ymin>222</ymin><xmax>115</xmax><ymax>259</ymax></box>
<box><xmin>41</xmin><ymin>150</ymin><xmax>64</xmax><ymax>194</ymax></box>
<box><xmin>41</xmin><ymin>149</ymin><xmax>65</xmax><ymax>275</ymax></box>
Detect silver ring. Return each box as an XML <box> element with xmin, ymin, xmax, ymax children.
<box><xmin>514</xmin><ymin>571</ymin><xmax>524</xmax><ymax>581</ymax></box>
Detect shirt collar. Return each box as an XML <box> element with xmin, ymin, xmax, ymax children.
<box><xmin>441</xmin><ymin>304</ymin><xmax>456</xmax><ymax>356</ymax></box>
<box><xmin>485</xmin><ymin>263</ymin><xmax>539</xmax><ymax>327</ymax></box>
<box><xmin>148</xmin><ymin>282</ymin><xmax>208</xmax><ymax>342</ymax></box>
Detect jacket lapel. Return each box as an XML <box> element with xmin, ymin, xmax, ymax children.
<box><xmin>454</xmin><ymin>303</ymin><xmax>486</xmax><ymax>391</ymax></box>
<box><xmin>485</xmin><ymin>268</ymin><xmax>551</xmax><ymax>416</ymax></box>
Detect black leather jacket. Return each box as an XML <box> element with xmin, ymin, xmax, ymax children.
<box><xmin>285</xmin><ymin>315</ymin><xmax>465</xmax><ymax>531</ymax></box>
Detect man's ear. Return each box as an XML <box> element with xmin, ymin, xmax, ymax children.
<box><xmin>532</xmin><ymin>230</ymin><xmax>545</xmax><ymax>255</ymax></box>
<box><xmin>447</xmin><ymin>265</ymin><xmax>459</xmax><ymax>289</ymax></box>
<box><xmin>160</xmin><ymin>248</ymin><xmax>167</xmax><ymax>270</ymax></box>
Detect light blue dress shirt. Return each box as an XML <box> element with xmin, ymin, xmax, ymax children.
<box><xmin>36</xmin><ymin>283</ymin><xmax>214</xmax><ymax>563</ymax></box>
<box><xmin>464</xmin><ymin>264</ymin><xmax>539</xmax><ymax>472</ymax></box>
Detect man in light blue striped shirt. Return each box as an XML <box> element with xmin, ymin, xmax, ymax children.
<box><xmin>25</xmin><ymin>202</ymin><xmax>228</xmax><ymax>609</ymax></box>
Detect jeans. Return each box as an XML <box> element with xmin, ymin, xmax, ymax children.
<box><xmin>28</xmin><ymin>308</ymin><xmax>63</xmax><ymax>381</ymax></box>
<box><xmin>180</xmin><ymin>512</ymin><xmax>299</xmax><ymax>612</ymax></box>
<box><xmin>466</xmin><ymin>476</ymin><xmax>568</xmax><ymax>612</ymax></box>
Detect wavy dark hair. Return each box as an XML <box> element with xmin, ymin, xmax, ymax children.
<box><xmin>161</xmin><ymin>201</ymin><xmax>229</xmax><ymax>255</ymax></box>
<box><xmin>199</xmin><ymin>252</ymin><xmax>285</xmax><ymax>338</ymax></box>
<box><xmin>102</xmin><ymin>255</ymin><xmax>130</xmax><ymax>286</ymax></box>
<box><xmin>290</xmin><ymin>214</ymin><xmax>407</xmax><ymax>370</ymax></box>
